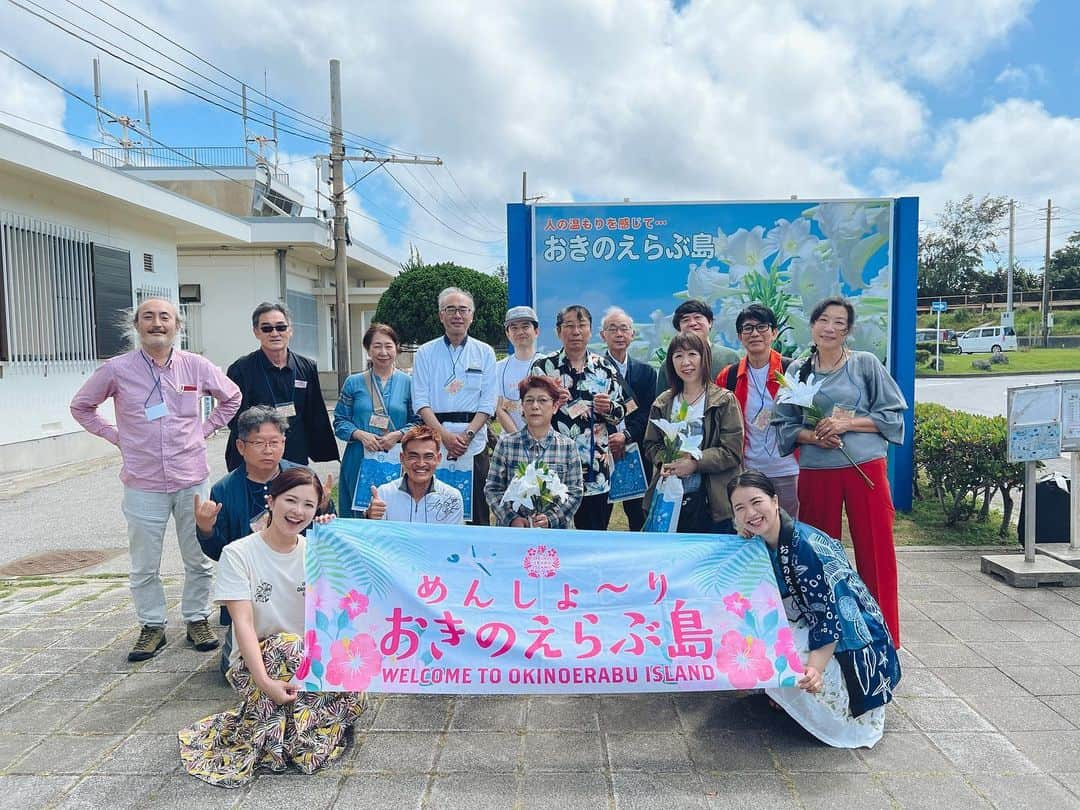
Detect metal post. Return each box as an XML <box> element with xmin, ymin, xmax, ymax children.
<box><xmin>1006</xmin><ymin>199</ymin><xmax>1015</xmax><ymax>314</ymax></box>
<box><xmin>1043</xmin><ymin>198</ymin><xmax>1052</xmax><ymax>348</ymax></box>
<box><xmin>935</xmin><ymin>307</ymin><xmax>941</xmax><ymax>370</ymax></box>
<box><xmin>330</xmin><ymin>59</ymin><xmax>351</xmax><ymax>390</ymax></box>
<box><xmin>1072</xmin><ymin>452</ymin><xmax>1080</xmax><ymax>552</ymax></box>
<box><xmin>1025</xmin><ymin>460</ymin><xmax>1037</xmax><ymax>563</ymax></box>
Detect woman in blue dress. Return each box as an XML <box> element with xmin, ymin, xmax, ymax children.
<box><xmin>727</xmin><ymin>470</ymin><xmax>901</xmax><ymax>748</ymax></box>
<box><xmin>334</xmin><ymin>323</ymin><xmax>415</xmax><ymax>517</ymax></box>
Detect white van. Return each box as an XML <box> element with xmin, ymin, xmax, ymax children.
<box><xmin>956</xmin><ymin>324</ymin><xmax>1017</xmax><ymax>354</ymax></box>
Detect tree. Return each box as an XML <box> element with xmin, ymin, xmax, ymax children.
<box><xmin>918</xmin><ymin>194</ymin><xmax>1011</xmax><ymax>298</ymax></box>
<box><xmin>374</xmin><ymin>262</ymin><xmax>507</xmax><ymax>347</ymax></box>
<box><xmin>1048</xmin><ymin>231</ymin><xmax>1080</xmax><ymax>290</ymax></box>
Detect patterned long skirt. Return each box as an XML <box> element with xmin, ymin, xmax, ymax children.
<box><xmin>178</xmin><ymin>632</ymin><xmax>366</xmax><ymax>788</ymax></box>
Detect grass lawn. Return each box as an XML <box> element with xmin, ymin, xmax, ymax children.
<box><xmin>916</xmin><ymin>346</ymin><xmax>1080</xmax><ymax>376</ymax></box>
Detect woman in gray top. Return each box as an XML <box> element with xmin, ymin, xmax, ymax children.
<box><xmin>772</xmin><ymin>297</ymin><xmax>907</xmax><ymax>648</ymax></box>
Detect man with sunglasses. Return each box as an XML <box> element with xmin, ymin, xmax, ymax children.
<box><xmin>223</xmin><ymin>303</ymin><xmax>339</xmax><ymax>472</ymax></box>
<box><xmin>717</xmin><ymin>303</ymin><xmax>800</xmax><ymax>517</ymax></box>
<box><xmin>412</xmin><ymin>287</ymin><xmax>497</xmax><ymax>525</ymax></box>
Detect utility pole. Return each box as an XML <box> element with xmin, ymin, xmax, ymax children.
<box><xmin>1043</xmin><ymin>198</ymin><xmax>1052</xmax><ymax>348</ymax></box>
<box><xmin>325</xmin><ymin>60</ymin><xmax>442</xmax><ymax>385</ymax></box>
<box><xmin>522</xmin><ymin>170</ymin><xmax>527</xmax><ymax>204</ymax></box>
<box><xmin>1006</xmin><ymin>199</ymin><xmax>1015</xmax><ymax>321</ymax></box>
<box><xmin>330</xmin><ymin>59</ymin><xmax>350</xmax><ymax>390</ymax></box>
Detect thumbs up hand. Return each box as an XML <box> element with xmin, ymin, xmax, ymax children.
<box><xmin>365</xmin><ymin>486</ymin><xmax>387</xmax><ymax>520</ymax></box>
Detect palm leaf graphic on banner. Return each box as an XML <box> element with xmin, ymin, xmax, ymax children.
<box><xmin>687</xmin><ymin>542</ymin><xmax>774</xmax><ymax>595</ymax></box>
<box><xmin>307</xmin><ymin>523</ymin><xmax>425</xmax><ymax>598</ymax></box>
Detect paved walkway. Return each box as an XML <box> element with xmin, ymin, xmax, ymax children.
<box><xmin>4</xmin><ymin>549</ymin><xmax>1080</xmax><ymax>808</ymax></box>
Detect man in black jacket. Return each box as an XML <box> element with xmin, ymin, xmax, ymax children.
<box><xmin>224</xmin><ymin>302</ymin><xmax>339</xmax><ymax>471</ymax></box>
<box><xmin>600</xmin><ymin>307</ymin><xmax>657</xmax><ymax>531</ymax></box>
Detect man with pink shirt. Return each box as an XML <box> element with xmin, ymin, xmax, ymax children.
<box><xmin>71</xmin><ymin>298</ymin><xmax>241</xmax><ymax>662</ymax></box>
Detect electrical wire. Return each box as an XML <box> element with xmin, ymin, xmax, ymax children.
<box><xmin>443</xmin><ymin>163</ymin><xmax>505</xmax><ymax>233</ymax></box>
<box><xmin>347</xmin><ymin>206</ymin><xmax>504</xmax><ymax>259</ymax></box>
<box><xmin>89</xmin><ymin>0</ymin><xmax>436</xmax><ymax>158</ymax></box>
<box><xmin>0</xmin><ymin>107</ymin><xmax>101</xmax><ymax>143</ymax></box>
<box><xmin>381</xmin><ymin>165</ymin><xmax>504</xmax><ymax>245</ymax></box>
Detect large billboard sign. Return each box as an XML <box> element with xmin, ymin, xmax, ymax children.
<box><xmin>530</xmin><ymin>199</ymin><xmax>894</xmax><ymax>366</ymax></box>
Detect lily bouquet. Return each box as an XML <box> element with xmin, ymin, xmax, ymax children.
<box><xmin>642</xmin><ymin>400</ymin><xmax>703</xmax><ymax>533</ymax></box>
<box><xmin>501</xmin><ymin>460</ymin><xmax>570</xmax><ymax>524</ymax></box>
<box><xmin>650</xmin><ymin>399</ymin><xmax>704</xmax><ymax>464</ymax></box>
<box><xmin>774</xmin><ymin>370</ymin><xmax>875</xmax><ymax>489</ymax></box>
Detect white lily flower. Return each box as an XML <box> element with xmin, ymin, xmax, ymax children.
<box><xmin>774</xmin><ymin>372</ymin><xmax>823</xmax><ymax>410</ymax></box>
<box><xmin>650</xmin><ymin>418</ymin><xmax>686</xmax><ymax>439</ymax></box>
<box><xmin>678</xmin><ymin>433</ymin><xmax>703</xmax><ymax>460</ymax></box>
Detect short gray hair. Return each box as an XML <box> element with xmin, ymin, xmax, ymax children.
<box><xmin>236</xmin><ymin>405</ymin><xmax>289</xmax><ymax>439</ymax></box>
<box><xmin>437</xmin><ymin>287</ymin><xmax>475</xmax><ymax>310</ymax></box>
<box><xmin>601</xmin><ymin>306</ymin><xmax>633</xmax><ymax>330</ymax></box>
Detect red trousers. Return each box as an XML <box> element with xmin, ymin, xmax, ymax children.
<box><xmin>796</xmin><ymin>458</ymin><xmax>900</xmax><ymax>647</ymax></box>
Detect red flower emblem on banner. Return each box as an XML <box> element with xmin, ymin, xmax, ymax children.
<box><xmin>523</xmin><ymin>545</ymin><xmax>560</xmax><ymax>579</ymax></box>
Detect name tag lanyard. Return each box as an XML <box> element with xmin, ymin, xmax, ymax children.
<box><xmin>443</xmin><ymin>341</ymin><xmax>466</xmax><ymax>387</ymax></box>
<box><xmin>140</xmin><ymin>350</ymin><xmax>169</xmax><ymax>419</ymax></box>
<box><xmin>262</xmin><ymin>356</ymin><xmax>300</xmax><ymax>411</ymax></box>
<box><xmin>748</xmin><ymin>366</ymin><xmax>781</xmax><ymax>458</ymax></box>
<box><xmin>364</xmin><ymin>370</ymin><xmax>397</xmax><ymax>434</ymax></box>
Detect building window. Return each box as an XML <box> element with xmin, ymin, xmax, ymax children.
<box><xmin>93</xmin><ymin>245</ymin><xmax>134</xmax><ymax>359</ymax></box>
<box><xmin>0</xmin><ymin>209</ymin><xmax>97</xmax><ymax>364</ymax></box>
<box><xmin>285</xmin><ymin>289</ymin><xmax>318</xmax><ymax>359</ymax></box>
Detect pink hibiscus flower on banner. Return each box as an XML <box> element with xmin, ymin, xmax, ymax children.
<box><xmin>325</xmin><ymin>634</ymin><xmax>382</xmax><ymax>691</ymax></box>
<box><xmin>774</xmin><ymin>627</ymin><xmax>804</xmax><ymax>674</ymax></box>
<box><xmin>523</xmin><ymin>545</ymin><xmax>560</xmax><ymax>579</ymax></box>
<box><xmin>715</xmin><ymin>630</ymin><xmax>775</xmax><ymax>689</ymax></box>
<box><xmin>723</xmin><ymin>592</ymin><xmax>751</xmax><ymax>619</ymax></box>
<box><xmin>304</xmin><ymin>629</ymin><xmax>323</xmax><ymax>662</ymax></box>
<box><xmin>296</xmin><ymin>655</ymin><xmax>312</xmax><ymax>681</ymax></box>
<box><xmin>339</xmin><ymin>589</ymin><xmax>369</xmax><ymax>619</ymax></box>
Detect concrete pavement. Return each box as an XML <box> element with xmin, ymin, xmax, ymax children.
<box><xmin>4</xmin><ymin>446</ymin><xmax>1080</xmax><ymax>806</ymax></box>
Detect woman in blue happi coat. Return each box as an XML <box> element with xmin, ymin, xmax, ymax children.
<box><xmin>727</xmin><ymin>471</ymin><xmax>901</xmax><ymax>748</ymax></box>
<box><xmin>334</xmin><ymin>323</ymin><xmax>416</xmax><ymax>517</ymax></box>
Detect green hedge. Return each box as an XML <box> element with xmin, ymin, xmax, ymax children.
<box><xmin>915</xmin><ymin>349</ymin><xmax>930</xmax><ymax>365</ymax></box>
<box><xmin>913</xmin><ymin>402</ymin><xmax>1024</xmax><ymax>535</ymax></box>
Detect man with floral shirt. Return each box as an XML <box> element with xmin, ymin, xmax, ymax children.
<box><xmin>530</xmin><ymin>304</ymin><xmax>626</xmax><ymax>530</ymax></box>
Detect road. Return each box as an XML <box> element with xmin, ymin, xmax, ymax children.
<box><xmin>916</xmin><ymin>372</ymin><xmax>1077</xmax><ymax>477</ymax></box>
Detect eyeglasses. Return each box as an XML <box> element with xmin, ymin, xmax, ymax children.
<box><xmin>738</xmin><ymin>323</ymin><xmax>774</xmax><ymax>335</ymax></box>
<box><xmin>603</xmin><ymin>324</ymin><xmax>633</xmax><ymax>334</ymax></box>
<box><xmin>242</xmin><ymin>439</ymin><xmax>285</xmax><ymax>450</ymax></box>
<box><xmin>441</xmin><ymin>306</ymin><xmax>473</xmax><ymax>316</ymax></box>
<box><xmin>259</xmin><ymin>324</ymin><xmax>289</xmax><ymax>333</ymax></box>
<box><xmin>522</xmin><ymin>397</ymin><xmax>553</xmax><ymax>406</ymax></box>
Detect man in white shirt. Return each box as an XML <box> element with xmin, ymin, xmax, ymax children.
<box><xmin>411</xmin><ymin>287</ymin><xmax>497</xmax><ymax>525</ymax></box>
<box><xmin>367</xmin><ymin>426</ymin><xmax>464</xmax><ymax>524</ymax></box>
<box><xmin>494</xmin><ymin>305</ymin><xmax>540</xmax><ymax>434</ymax></box>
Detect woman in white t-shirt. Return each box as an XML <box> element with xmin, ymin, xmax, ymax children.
<box><xmin>179</xmin><ymin>467</ymin><xmax>364</xmax><ymax>788</ymax></box>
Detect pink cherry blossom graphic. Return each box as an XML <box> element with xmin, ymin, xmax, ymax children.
<box><xmin>339</xmin><ymin>589</ymin><xmax>369</xmax><ymax>619</ymax></box>
<box><xmin>523</xmin><ymin>545</ymin><xmax>560</xmax><ymax>579</ymax></box>
<box><xmin>774</xmin><ymin>627</ymin><xmax>804</xmax><ymax>674</ymax></box>
<box><xmin>749</xmin><ymin>581</ymin><xmax>780</xmax><ymax>616</ymax></box>
<box><xmin>305</xmin><ymin>577</ymin><xmax>332</xmax><ymax>627</ymax></box>
<box><xmin>715</xmin><ymin>630</ymin><xmax>775</xmax><ymax>689</ymax></box>
<box><xmin>325</xmin><ymin>634</ymin><xmax>382</xmax><ymax>691</ymax></box>
<box><xmin>723</xmin><ymin>592</ymin><xmax>751</xmax><ymax>619</ymax></box>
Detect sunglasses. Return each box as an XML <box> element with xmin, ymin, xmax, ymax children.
<box><xmin>259</xmin><ymin>324</ymin><xmax>290</xmax><ymax>333</ymax></box>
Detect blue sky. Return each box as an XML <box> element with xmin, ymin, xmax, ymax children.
<box><xmin>2</xmin><ymin>0</ymin><xmax>1079</xmax><ymax>272</ymax></box>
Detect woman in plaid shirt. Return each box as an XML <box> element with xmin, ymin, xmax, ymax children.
<box><xmin>484</xmin><ymin>376</ymin><xmax>584</xmax><ymax>528</ymax></box>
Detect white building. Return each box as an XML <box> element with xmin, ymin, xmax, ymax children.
<box><xmin>0</xmin><ymin>125</ymin><xmax>399</xmax><ymax>474</ymax></box>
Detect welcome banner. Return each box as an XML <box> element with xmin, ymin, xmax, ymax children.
<box><xmin>300</xmin><ymin>520</ymin><xmax>801</xmax><ymax>694</ymax></box>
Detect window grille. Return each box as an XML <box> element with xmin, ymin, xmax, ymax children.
<box><xmin>0</xmin><ymin>209</ymin><xmax>95</xmax><ymax>366</ymax></box>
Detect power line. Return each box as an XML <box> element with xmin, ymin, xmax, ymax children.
<box><xmin>422</xmin><ymin>164</ymin><xmax>505</xmax><ymax>235</ymax></box>
<box><xmin>443</xmin><ymin>164</ymin><xmax>505</xmax><ymax>233</ymax></box>
<box><xmin>89</xmin><ymin>0</ymin><xmax>435</xmax><ymax>158</ymax></box>
<box><xmin>347</xmin><ymin>205</ymin><xmax>504</xmax><ymax>259</ymax></box>
<box><xmin>381</xmin><ymin>165</ymin><xmax>504</xmax><ymax>245</ymax></box>
<box><xmin>0</xmin><ymin>107</ymin><xmax>100</xmax><ymax>143</ymax></box>
<box><xmin>400</xmin><ymin>162</ymin><xmax>504</xmax><ymax>237</ymax></box>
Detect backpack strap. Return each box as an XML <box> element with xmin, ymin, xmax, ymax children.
<box><xmin>720</xmin><ymin>363</ymin><xmax>738</xmax><ymax>392</ymax></box>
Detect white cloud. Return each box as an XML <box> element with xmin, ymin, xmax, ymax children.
<box><xmin>0</xmin><ymin>59</ymin><xmax>75</xmax><ymax>149</ymax></box>
<box><xmin>806</xmin><ymin>0</ymin><xmax>1033</xmax><ymax>83</ymax></box>
<box><xmin>994</xmin><ymin>63</ymin><xmax>1047</xmax><ymax>94</ymax></box>
<box><xmin>905</xmin><ymin>99</ymin><xmax>1080</xmax><ymax>258</ymax></box>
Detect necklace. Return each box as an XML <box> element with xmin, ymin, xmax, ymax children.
<box><xmin>814</xmin><ymin>348</ymin><xmax>848</xmax><ymax>374</ymax></box>
<box><xmin>680</xmin><ymin>388</ymin><xmax>706</xmax><ymax>409</ymax></box>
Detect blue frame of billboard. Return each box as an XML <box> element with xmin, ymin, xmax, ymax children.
<box><xmin>506</xmin><ymin>197</ymin><xmax>919</xmax><ymax>511</ymax></box>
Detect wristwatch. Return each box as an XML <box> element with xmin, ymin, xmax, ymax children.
<box><xmin>465</xmin><ymin>428</ymin><xmax>477</xmax><ymax>440</ymax></box>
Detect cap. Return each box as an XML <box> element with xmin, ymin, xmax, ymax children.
<box><xmin>504</xmin><ymin>305</ymin><xmax>539</xmax><ymax>326</ymax></box>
